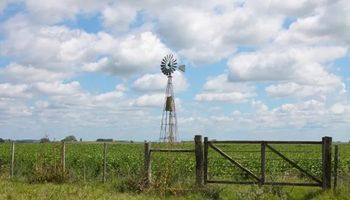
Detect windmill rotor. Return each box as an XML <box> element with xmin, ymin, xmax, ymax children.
<box><xmin>161</xmin><ymin>54</ymin><xmax>177</xmax><ymax>76</ymax></box>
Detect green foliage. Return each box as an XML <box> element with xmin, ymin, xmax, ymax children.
<box><xmin>96</xmin><ymin>139</ymin><xmax>113</xmax><ymax>142</ymax></box>
<box><xmin>62</xmin><ymin>135</ymin><xmax>77</xmax><ymax>142</ymax></box>
<box><xmin>29</xmin><ymin>144</ymin><xmax>67</xmax><ymax>183</ymax></box>
<box><xmin>39</xmin><ymin>137</ymin><xmax>50</xmax><ymax>143</ymax></box>
<box><xmin>0</xmin><ymin>142</ymin><xmax>349</xmax><ymax>199</ymax></box>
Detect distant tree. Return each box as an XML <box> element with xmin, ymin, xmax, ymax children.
<box><xmin>62</xmin><ymin>135</ymin><xmax>77</xmax><ymax>142</ymax></box>
<box><xmin>40</xmin><ymin>137</ymin><xmax>50</xmax><ymax>143</ymax></box>
<box><xmin>0</xmin><ymin>138</ymin><xmax>4</xmax><ymax>143</ymax></box>
<box><xmin>96</xmin><ymin>138</ymin><xmax>113</xmax><ymax>142</ymax></box>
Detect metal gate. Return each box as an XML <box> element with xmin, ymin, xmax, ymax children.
<box><xmin>203</xmin><ymin>137</ymin><xmax>332</xmax><ymax>190</ymax></box>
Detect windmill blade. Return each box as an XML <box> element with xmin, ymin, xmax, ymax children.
<box><xmin>178</xmin><ymin>65</ymin><xmax>185</xmax><ymax>72</ymax></box>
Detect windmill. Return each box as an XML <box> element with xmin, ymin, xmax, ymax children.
<box><xmin>159</xmin><ymin>54</ymin><xmax>185</xmax><ymax>143</ymax></box>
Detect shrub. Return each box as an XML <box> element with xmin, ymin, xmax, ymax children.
<box><xmin>62</xmin><ymin>135</ymin><xmax>77</xmax><ymax>142</ymax></box>
<box><xmin>40</xmin><ymin>137</ymin><xmax>50</xmax><ymax>143</ymax></box>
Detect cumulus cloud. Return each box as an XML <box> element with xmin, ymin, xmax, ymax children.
<box><xmin>94</xmin><ymin>84</ymin><xmax>126</xmax><ymax>102</ymax></box>
<box><xmin>101</xmin><ymin>3</ymin><xmax>138</xmax><ymax>33</ymax></box>
<box><xmin>0</xmin><ymin>83</ymin><xmax>31</xmax><ymax>98</ymax></box>
<box><xmin>227</xmin><ymin>46</ymin><xmax>346</xmax><ymax>98</ymax></box>
<box><xmin>157</xmin><ymin>2</ymin><xmax>283</xmax><ymax>64</ymax></box>
<box><xmin>33</xmin><ymin>81</ymin><xmax>81</xmax><ymax>96</ymax></box>
<box><xmin>0</xmin><ymin>63</ymin><xmax>68</xmax><ymax>83</ymax></box>
<box><xmin>275</xmin><ymin>0</ymin><xmax>350</xmax><ymax>45</ymax></box>
<box><xmin>1</xmin><ymin>14</ymin><xmax>170</xmax><ymax>77</ymax></box>
<box><xmin>208</xmin><ymin>99</ymin><xmax>350</xmax><ymax>132</ymax></box>
<box><xmin>228</xmin><ymin>46</ymin><xmax>346</xmax><ymax>83</ymax></box>
<box><xmin>131</xmin><ymin>93</ymin><xmax>164</xmax><ymax>107</ymax></box>
<box><xmin>22</xmin><ymin>0</ymin><xmax>104</xmax><ymax>24</ymax></box>
<box><xmin>133</xmin><ymin>71</ymin><xmax>188</xmax><ymax>92</ymax></box>
<box><xmin>265</xmin><ymin>82</ymin><xmax>346</xmax><ymax>98</ymax></box>
<box><xmin>195</xmin><ymin>74</ymin><xmax>255</xmax><ymax>102</ymax></box>
<box><xmin>1</xmin><ymin>0</ymin><xmax>350</xmax><ymax>140</ymax></box>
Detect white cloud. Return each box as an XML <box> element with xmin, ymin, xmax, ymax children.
<box><xmin>275</xmin><ymin>0</ymin><xmax>350</xmax><ymax>45</ymax></box>
<box><xmin>157</xmin><ymin>3</ymin><xmax>283</xmax><ymax>64</ymax></box>
<box><xmin>34</xmin><ymin>81</ymin><xmax>81</xmax><ymax>96</ymax></box>
<box><xmin>264</xmin><ymin>0</ymin><xmax>324</xmax><ymax>17</ymax></box>
<box><xmin>101</xmin><ymin>3</ymin><xmax>138</xmax><ymax>33</ymax></box>
<box><xmin>227</xmin><ymin>46</ymin><xmax>346</xmax><ymax>98</ymax></box>
<box><xmin>94</xmin><ymin>84</ymin><xmax>126</xmax><ymax>102</ymax></box>
<box><xmin>265</xmin><ymin>82</ymin><xmax>346</xmax><ymax>98</ymax></box>
<box><xmin>0</xmin><ymin>63</ymin><xmax>67</xmax><ymax>83</ymax></box>
<box><xmin>22</xmin><ymin>0</ymin><xmax>104</xmax><ymax>24</ymax></box>
<box><xmin>0</xmin><ymin>83</ymin><xmax>31</xmax><ymax>98</ymax></box>
<box><xmin>131</xmin><ymin>93</ymin><xmax>164</xmax><ymax>107</ymax></box>
<box><xmin>208</xmin><ymin>99</ymin><xmax>350</xmax><ymax>133</ymax></box>
<box><xmin>106</xmin><ymin>32</ymin><xmax>170</xmax><ymax>75</ymax></box>
<box><xmin>1</xmin><ymin>14</ymin><xmax>171</xmax><ymax>77</ymax></box>
<box><xmin>195</xmin><ymin>74</ymin><xmax>255</xmax><ymax>102</ymax></box>
<box><xmin>133</xmin><ymin>71</ymin><xmax>188</xmax><ymax>92</ymax></box>
<box><xmin>228</xmin><ymin>46</ymin><xmax>346</xmax><ymax>83</ymax></box>
<box><xmin>330</xmin><ymin>103</ymin><xmax>346</xmax><ymax>115</ymax></box>
<box><xmin>1</xmin><ymin>0</ymin><xmax>350</xmax><ymax>141</ymax></box>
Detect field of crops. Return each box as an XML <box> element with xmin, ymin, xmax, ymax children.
<box><xmin>0</xmin><ymin>142</ymin><xmax>349</xmax><ymax>186</ymax></box>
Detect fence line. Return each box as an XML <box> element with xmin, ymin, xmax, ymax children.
<box><xmin>0</xmin><ymin>136</ymin><xmax>341</xmax><ymax>191</ymax></box>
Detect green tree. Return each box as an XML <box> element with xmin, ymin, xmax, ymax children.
<box><xmin>40</xmin><ymin>137</ymin><xmax>50</xmax><ymax>143</ymax></box>
<box><xmin>61</xmin><ymin>135</ymin><xmax>77</xmax><ymax>142</ymax></box>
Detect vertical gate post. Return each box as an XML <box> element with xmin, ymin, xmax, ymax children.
<box><xmin>203</xmin><ymin>137</ymin><xmax>208</xmax><ymax>185</ymax></box>
<box><xmin>61</xmin><ymin>141</ymin><xmax>66</xmax><ymax>174</ymax></box>
<box><xmin>333</xmin><ymin>145</ymin><xmax>339</xmax><ymax>191</ymax></box>
<box><xmin>144</xmin><ymin>141</ymin><xmax>151</xmax><ymax>186</ymax></box>
<box><xmin>322</xmin><ymin>136</ymin><xmax>332</xmax><ymax>190</ymax></box>
<box><xmin>260</xmin><ymin>142</ymin><xmax>266</xmax><ymax>186</ymax></box>
<box><xmin>195</xmin><ymin>135</ymin><xmax>204</xmax><ymax>186</ymax></box>
<box><xmin>103</xmin><ymin>142</ymin><xmax>107</xmax><ymax>183</ymax></box>
<box><xmin>10</xmin><ymin>141</ymin><xmax>15</xmax><ymax>177</ymax></box>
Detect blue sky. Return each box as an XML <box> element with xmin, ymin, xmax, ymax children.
<box><xmin>0</xmin><ymin>0</ymin><xmax>350</xmax><ymax>142</ymax></box>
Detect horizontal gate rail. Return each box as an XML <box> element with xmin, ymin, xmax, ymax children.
<box><xmin>266</xmin><ymin>144</ymin><xmax>322</xmax><ymax>185</ymax></box>
<box><xmin>264</xmin><ymin>182</ymin><xmax>321</xmax><ymax>187</ymax></box>
<box><xmin>150</xmin><ymin>149</ymin><xmax>194</xmax><ymax>153</ymax></box>
<box><xmin>207</xmin><ymin>180</ymin><xmax>259</xmax><ymax>184</ymax></box>
<box><xmin>209</xmin><ymin>142</ymin><xmax>260</xmax><ymax>182</ymax></box>
<box><xmin>209</xmin><ymin>140</ymin><xmax>322</xmax><ymax>144</ymax></box>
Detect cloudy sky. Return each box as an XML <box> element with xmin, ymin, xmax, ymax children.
<box><xmin>0</xmin><ymin>0</ymin><xmax>349</xmax><ymax>141</ymax></box>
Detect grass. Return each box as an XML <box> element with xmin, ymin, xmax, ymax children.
<box><xmin>0</xmin><ymin>176</ymin><xmax>349</xmax><ymax>200</ymax></box>
<box><xmin>0</xmin><ymin>142</ymin><xmax>349</xmax><ymax>199</ymax></box>
<box><xmin>0</xmin><ymin>177</ymin><xmax>204</xmax><ymax>200</ymax></box>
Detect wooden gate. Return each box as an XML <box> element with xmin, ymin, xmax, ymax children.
<box><xmin>203</xmin><ymin>137</ymin><xmax>332</xmax><ymax>190</ymax></box>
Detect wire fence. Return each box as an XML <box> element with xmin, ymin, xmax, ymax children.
<box><xmin>0</xmin><ymin>140</ymin><xmax>349</xmax><ymax>189</ymax></box>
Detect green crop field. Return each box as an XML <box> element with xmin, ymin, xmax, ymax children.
<box><xmin>0</xmin><ymin>142</ymin><xmax>349</xmax><ymax>200</ymax></box>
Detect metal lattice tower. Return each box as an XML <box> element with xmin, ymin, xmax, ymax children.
<box><xmin>159</xmin><ymin>75</ymin><xmax>178</xmax><ymax>143</ymax></box>
<box><xmin>158</xmin><ymin>54</ymin><xmax>185</xmax><ymax>143</ymax></box>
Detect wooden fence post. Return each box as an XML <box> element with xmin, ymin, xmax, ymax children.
<box><xmin>103</xmin><ymin>142</ymin><xmax>107</xmax><ymax>183</ymax></box>
<box><xmin>260</xmin><ymin>142</ymin><xmax>266</xmax><ymax>186</ymax></box>
<box><xmin>195</xmin><ymin>135</ymin><xmax>204</xmax><ymax>186</ymax></box>
<box><xmin>203</xmin><ymin>137</ymin><xmax>208</xmax><ymax>185</ymax></box>
<box><xmin>144</xmin><ymin>141</ymin><xmax>151</xmax><ymax>186</ymax></box>
<box><xmin>322</xmin><ymin>136</ymin><xmax>332</xmax><ymax>190</ymax></box>
<box><xmin>61</xmin><ymin>141</ymin><xmax>66</xmax><ymax>174</ymax></box>
<box><xmin>333</xmin><ymin>145</ymin><xmax>339</xmax><ymax>191</ymax></box>
<box><xmin>10</xmin><ymin>141</ymin><xmax>15</xmax><ymax>177</ymax></box>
